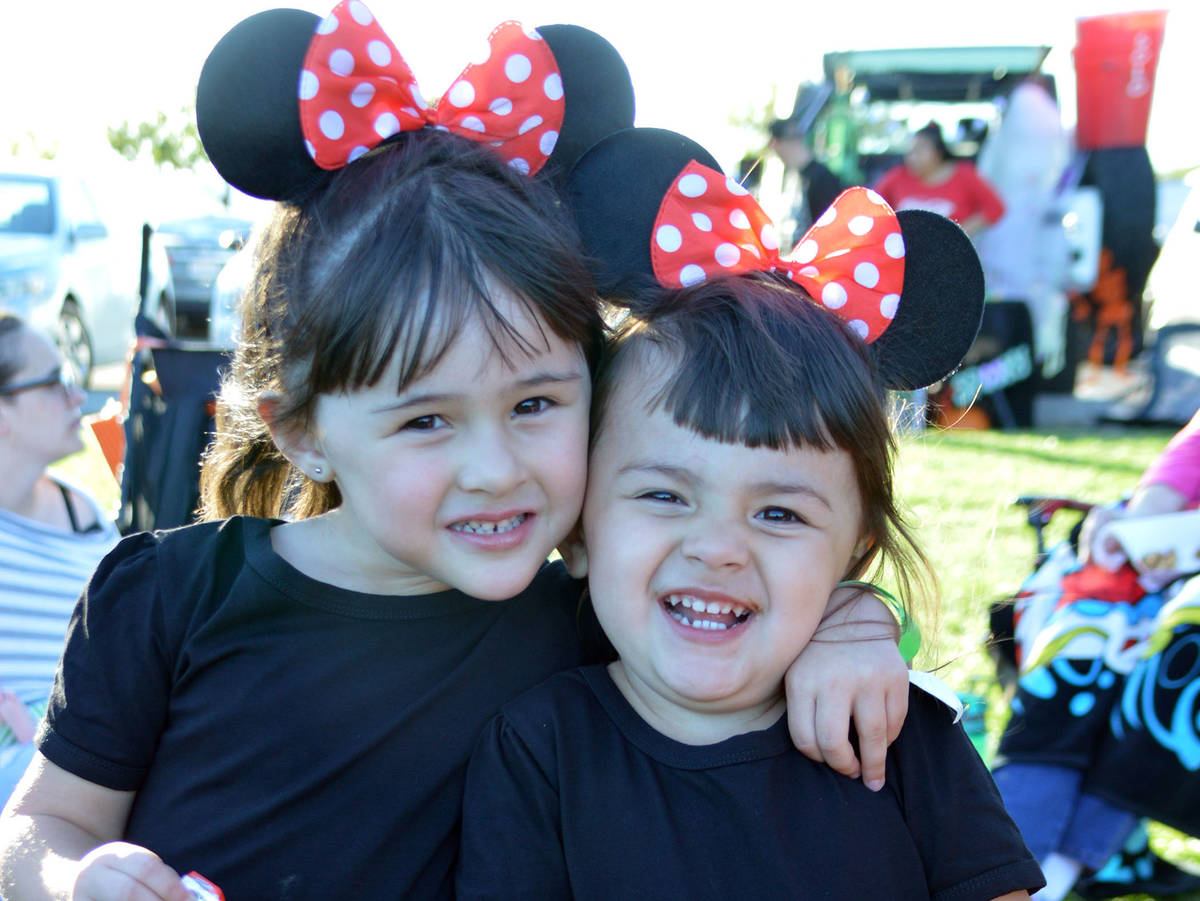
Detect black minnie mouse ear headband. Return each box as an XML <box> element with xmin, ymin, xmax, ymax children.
<box><xmin>565</xmin><ymin>127</ymin><xmax>984</xmax><ymax>390</ymax></box>
<box><xmin>196</xmin><ymin>1</ymin><xmax>635</xmax><ymax>202</ymax></box>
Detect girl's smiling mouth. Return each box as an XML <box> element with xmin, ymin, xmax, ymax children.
<box><xmin>661</xmin><ymin>592</ymin><xmax>756</xmax><ymax>633</ymax></box>
<box><xmin>450</xmin><ymin>513</ymin><xmax>529</xmax><ymax>534</ymax></box>
<box><xmin>447</xmin><ymin>512</ymin><xmax>535</xmax><ymax>550</ymax></box>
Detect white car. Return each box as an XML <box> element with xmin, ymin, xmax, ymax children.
<box><xmin>0</xmin><ymin>162</ymin><xmax>174</xmax><ymax>386</ymax></box>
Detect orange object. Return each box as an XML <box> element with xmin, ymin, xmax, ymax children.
<box><xmin>1074</xmin><ymin>10</ymin><xmax>1167</xmax><ymax>149</ymax></box>
<box><xmin>81</xmin><ymin>334</ymin><xmax>168</xmax><ymax>484</ymax></box>
<box><xmin>85</xmin><ymin>400</ymin><xmax>126</xmax><ymax>482</ymax></box>
<box><xmin>1079</xmin><ymin>248</ymin><xmax>1136</xmax><ymax>371</ymax></box>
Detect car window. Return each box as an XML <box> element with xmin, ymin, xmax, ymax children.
<box><xmin>58</xmin><ymin>176</ymin><xmax>105</xmax><ymax>234</ymax></box>
<box><xmin>0</xmin><ymin>174</ymin><xmax>54</xmax><ymax>235</ymax></box>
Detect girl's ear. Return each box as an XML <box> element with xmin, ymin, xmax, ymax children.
<box><xmin>257</xmin><ymin>392</ymin><xmax>333</xmax><ymax>483</ymax></box>
<box><xmin>844</xmin><ymin>536</ymin><xmax>878</xmax><ymax>580</ymax></box>
<box><xmin>556</xmin><ymin>520</ymin><xmax>589</xmax><ymax>579</ymax></box>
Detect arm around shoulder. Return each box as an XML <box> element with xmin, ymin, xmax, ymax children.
<box><xmin>785</xmin><ymin>586</ymin><xmax>908</xmax><ymax>788</ymax></box>
<box><xmin>0</xmin><ymin>753</ymin><xmax>188</xmax><ymax>901</ymax></box>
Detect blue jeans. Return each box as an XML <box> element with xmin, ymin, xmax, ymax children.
<box><xmin>993</xmin><ymin>762</ymin><xmax>1138</xmax><ymax>869</ymax></box>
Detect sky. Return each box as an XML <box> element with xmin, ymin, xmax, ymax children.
<box><xmin>3</xmin><ymin>0</ymin><xmax>1195</xmax><ymax>199</ymax></box>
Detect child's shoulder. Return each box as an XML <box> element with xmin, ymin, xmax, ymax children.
<box><xmin>497</xmin><ymin>664</ymin><xmax>598</xmax><ymax>725</ymax></box>
<box><xmin>484</xmin><ymin>665</ymin><xmax>602</xmax><ymax>758</ymax></box>
<box><xmin>894</xmin><ymin>680</ymin><xmax>971</xmax><ymax>747</ymax></box>
<box><xmin>90</xmin><ymin>515</ymin><xmax>271</xmax><ymax>604</ymax></box>
<box><xmin>887</xmin><ymin>681</ymin><xmax>996</xmax><ymax>805</ymax></box>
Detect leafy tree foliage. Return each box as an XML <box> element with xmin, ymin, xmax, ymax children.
<box><xmin>108</xmin><ymin>107</ymin><xmax>206</xmax><ymax>170</ymax></box>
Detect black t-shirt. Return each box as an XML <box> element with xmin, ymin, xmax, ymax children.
<box><xmin>38</xmin><ymin>516</ymin><xmax>589</xmax><ymax>901</ymax></box>
<box><xmin>458</xmin><ymin>665</ymin><xmax>1044</xmax><ymax>901</ymax></box>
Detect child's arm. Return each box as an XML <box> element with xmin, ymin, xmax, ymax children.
<box><xmin>783</xmin><ymin>586</ymin><xmax>908</xmax><ymax>790</ymax></box>
<box><xmin>457</xmin><ymin>717</ymin><xmax>571</xmax><ymax>900</ymax></box>
<box><xmin>0</xmin><ymin>753</ymin><xmax>191</xmax><ymax>901</ymax></box>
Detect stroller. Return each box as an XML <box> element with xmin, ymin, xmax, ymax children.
<box><xmin>989</xmin><ymin>496</ymin><xmax>1200</xmax><ymax>899</ymax></box>
<box><xmin>91</xmin><ymin>224</ymin><xmax>232</xmax><ymax>534</ymax></box>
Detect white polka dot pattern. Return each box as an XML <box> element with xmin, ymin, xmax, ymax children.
<box><xmin>650</xmin><ymin>163</ymin><xmax>906</xmax><ymax>343</ymax></box>
<box><xmin>298</xmin><ymin>2</ymin><xmax>564</xmax><ymax>174</ymax></box>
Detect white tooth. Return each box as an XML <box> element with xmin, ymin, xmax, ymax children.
<box><xmin>713</xmin><ymin>621</ymin><xmax>728</xmax><ymax>630</ymax></box>
<box><xmin>666</xmin><ymin>596</ymin><xmax>681</xmax><ymax>607</ymax></box>
<box><xmin>704</xmin><ymin>601</ymin><xmax>721</xmax><ymax>614</ymax></box>
<box><xmin>720</xmin><ymin>604</ymin><xmax>732</xmax><ymax>614</ymax></box>
<box><xmin>681</xmin><ymin>598</ymin><xmax>694</xmax><ymax>609</ymax></box>
<box><xmin>733</xmin><ymin>605</ymin><xmax>748</xmax><ymax>617</ymax></box>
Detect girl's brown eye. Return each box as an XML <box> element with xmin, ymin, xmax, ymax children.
<box><xmin>514</xmin><ymin>397</ymin><xmax>553</xmax><ymax>416</ymax></box>
<box><xmin>403</xmin><ymin>414</ymin><xmax>442</xmax><ymax>431</ymax></box>
<box><xmin>759</xmin><ymin>507</ymin><xmax>803</xmax><ymax>525</ymax></box>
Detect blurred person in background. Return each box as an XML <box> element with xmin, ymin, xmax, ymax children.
<box><xmin>975</xmin><ymin>78</ymin><xmax>1073</xmax><ymax>383</ymax></box>
<box><xmin>875</xmin><ymin>121</ymin><xmax>1005</xmax><ymax>239</ymax></box>
<box><xmin>768</xmin><ymin>115</ymin><xmax>845</xmax><ymax>249</ymax></box>
<box><xmin>994</xmin><ymin>410</ymin><xmax>1200</xmax><ymax>900</ymax></box>
<box><xmin>0</xmin><ymin>313</ymin><xmax>118</xmax><ymax>802</ymax></box>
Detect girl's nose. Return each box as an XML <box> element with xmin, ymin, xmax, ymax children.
<box><xmin>456</xmin><ymin>429</ymin><xmax>528</xmax><ymax>496</ymax></box>
<box><xmin>680</xmin><ymin>518</ymin><xmax>750</xmax><ymax>570</ymax></box>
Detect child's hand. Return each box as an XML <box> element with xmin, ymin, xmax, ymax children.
<box><xmin>73</xmin><ymin>842</ymin><xmax>193</xmax><ymax>901</ymax></box>
<box><xmin>783</xmin><ymin>587</ymin><xmax>908</xmax><ymax>790</ymax></box>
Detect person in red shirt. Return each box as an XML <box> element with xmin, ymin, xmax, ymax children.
<box><xmin>874</xmin><ymin>121</ymin><xmax>1005</xmax><ymax>238</ymax></box>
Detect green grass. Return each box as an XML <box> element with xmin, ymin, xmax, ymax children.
<box><xmin>51</xmin><ymin>422</ymin><xmax>1199</xmax><ymax>897</ymax></box>
<box><xmin>897</xmin><ymin>425</ymin><xmax>1167</xmax><ymax>684</ymax></box>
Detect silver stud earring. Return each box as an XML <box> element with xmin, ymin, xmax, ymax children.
<box><xmin>313</xmin><ymin>466</ymin><xmax>323</xmax><ymax>476</ymax></box>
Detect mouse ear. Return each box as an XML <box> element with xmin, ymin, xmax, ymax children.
<box><xmin>196</xmin><ymin>8</ymin><xmax>330</xmax><ymax>202</ymax></box>
<box><xmin>534</xmin><ymin>24</ymin><xmax>636</xmax><ymax>189</ymax></box>
<box><xmin>566</xmin><ymin>127</ymin><xmax>985</xmax><ymax>390</ymax></box>
<box><xmin>565</xmin><ymin>127</ymin><xmax>720</xmax><ymax>298</ymax></box>
<box><xmin>870</xmin><ymin>210</ymin><xmax>985</xmax><ymax>390</ymax></box>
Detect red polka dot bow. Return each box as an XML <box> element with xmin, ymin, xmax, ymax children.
<box><xmin>299</xmin><ymin>1</ymin><xmax>564</xmax><ymax>175</ymax></box>
<box><xmin>651</xmin><ymin>163</ymin><xmax>906</xmax><ymax>342</ymax></box>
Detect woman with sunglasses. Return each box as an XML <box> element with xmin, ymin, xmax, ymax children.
<box><xmin>0</xmin><ymin>312</ymin><xmax>118</xmax><ymax>803</ymax></box>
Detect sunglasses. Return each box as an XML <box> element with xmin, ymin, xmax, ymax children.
<box><xmin>0</xmin><ymin>366</ymin><xmax>78</xmax><ymax>397</ymax></box>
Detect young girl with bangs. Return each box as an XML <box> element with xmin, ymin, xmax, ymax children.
<box><xmin>0</xmin><ymin>10</ymin><xmax>907</xmax><ymax>901</ymax></box>
<box><xmin>456</xmin><ymin>129</ymin><xmax>1045</xmax><ymax>900</ymax></box>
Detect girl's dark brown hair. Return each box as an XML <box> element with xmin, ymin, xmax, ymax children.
<box><xmin>591</xmin><ymin>272</ymin><xmax>934</xmax><ymax>618</ymax></box>
<box><xmin>199</xmin><ymin>131</ymin><xmax>603</xmax><ymax>521</ymax></box>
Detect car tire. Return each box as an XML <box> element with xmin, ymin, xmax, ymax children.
<box><xmin>58</xmin><ymin>300</ymin><xmax>94</xmax><ymax>389</ymax></box>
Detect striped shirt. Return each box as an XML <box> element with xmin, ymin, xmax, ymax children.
<box><xmin>0</xmin><ymin>476</ymin><xmax>118</xmax><ymax>745</ymax></box>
